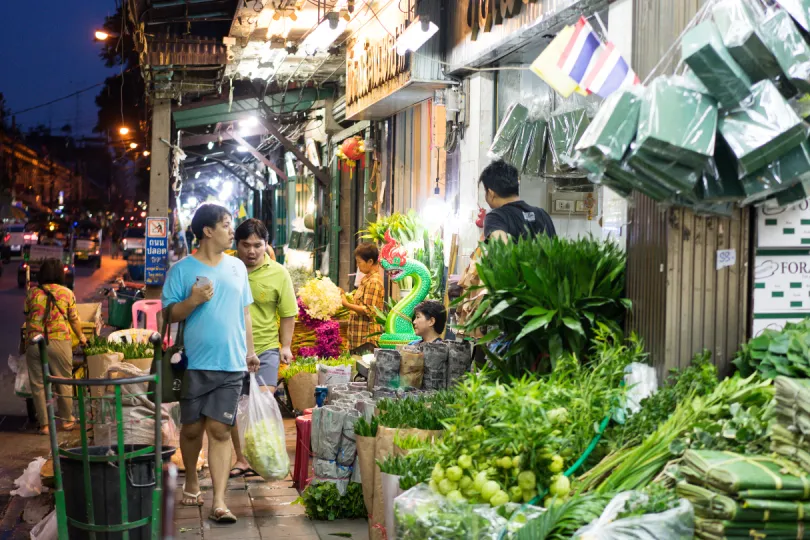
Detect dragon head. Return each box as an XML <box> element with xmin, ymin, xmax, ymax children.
<box><xmin>379</xmin><ymin>230</ymin><xmax>411</xmax><ymax>282</ymax></box>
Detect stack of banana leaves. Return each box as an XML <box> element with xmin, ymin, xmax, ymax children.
<box><xmin>676</xmin><ymin>449</ymin><xmax>810</xmax><ymax>539</ymax></box>
<box><xmin>771</xmin><ymin>377</ymin><xmax>810</xmax><ymax>471</ymax></box>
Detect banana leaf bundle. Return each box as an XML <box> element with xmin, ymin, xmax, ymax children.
<box><xmin>681</xmin><ymin>450</ymin><xmax>810</xmax><ymax>500</ymax></box>
<box><xmin>775</xmin><ymin>377</ymin><xmax>810</xmax><ymax>420</ymax></box>
<box><xmin>677</xmin><ymin>483</ymin><xmax>810</xmax><ymax>522</ymax></box>
<box><xmin>523</xmin><ymin>120</ymin><xmax>547</xmax><ymax>176</ymax></box>
<box><xmin>509</xmin><ymin>121</ymin><xmax>536</xmax><ymax>172</ymax></box>
<box><xmin>490</xmin><ymin>103</ymin><xmax>529</xmax><ymax>158</ymax></box>
<box><xmin>696</xmin><ymin>517</ymin><xmax>810</xmax><ymax>539</ymax></box>
<box><xmin>548</xmin><ymin>107</ymin><xmax>590</xmax><ymax>172</ymax></box>
<box><xmin>682</xmin><ymin>20</ymin><xmax>752</xmax><ymax>109</ymax></box>
<box><xmin>771</xmin><ymin>424</ymin><xmax>810</xmax><ymax>472</ymax></box>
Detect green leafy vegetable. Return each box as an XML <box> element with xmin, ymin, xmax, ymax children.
<box><xmin>295</xmin><ymin>482</ymin><xmax>366</xmax><ymax>521</ymax></box>
<box><xmin>615</xmin><ymin>483</ymin><xmax>679</xmax><ymax>520</ymax></box>
<box><xmin>457</xmin><ymin>234</ymin><xmax>629</xmax><ymax>376</ymax></box>
<box><xmin>733</xmin><ymin>318</ymin><xmax>810</xmax><ymax>378</ymax></box>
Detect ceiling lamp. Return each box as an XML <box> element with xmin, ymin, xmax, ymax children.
<box><xmin>395</xmin><ymin>16</ymin><xmax>438</xmax><ymax>56</ymax></box>
<box><xmin>300</xmin><ymin>12</ymin><xmax>346</xmax><ymax>56</ymax></box>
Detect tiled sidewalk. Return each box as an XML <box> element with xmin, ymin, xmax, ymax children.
<box><xmin>173</xmin><ymin>419</ymin><xmax>369</xmax><ymax>540</ymax></box>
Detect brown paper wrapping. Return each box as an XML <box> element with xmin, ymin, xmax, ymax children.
<box><xmin>356</xmin><ymin>435</ymin><xmax>376</xmax><ymax>515</ymax></box>
<box><xmin>399</xmin><ymin>347</ymin><xmax>425</xmax><ymax>389</ymax></box>
<box><xmin>287</xmin><ymin>372</ymin><xmax>317</xmax><ymax>411</ymax></box>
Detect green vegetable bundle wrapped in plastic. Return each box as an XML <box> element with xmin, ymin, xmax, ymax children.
<box><xmin>238</xmin><ymin>373</ymin><xmax>290</xmax><ymax>480</ymax></box>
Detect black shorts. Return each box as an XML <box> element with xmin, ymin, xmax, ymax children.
<box><xmin>180</xmin><ymin>370</ymin><xmax>244</xmax><ymax>426</ymax></box>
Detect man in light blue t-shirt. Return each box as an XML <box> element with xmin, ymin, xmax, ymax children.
<box><xmin>162</xmin><ymin>203</ymin><xmax>259</xmax><ymax>525</ymax></box>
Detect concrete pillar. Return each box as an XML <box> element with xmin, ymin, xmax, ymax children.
<box><xmin>149</xmin><ymin>99</ymin><xmax>171</xmax><ymax>219</ymax></box>
<box><xmin>145</xmin><ymin>98</ymin><xmax>171</xmax><ymax>300</ymax></box>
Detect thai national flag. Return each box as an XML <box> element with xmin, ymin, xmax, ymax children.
<box><xmin>556</xmin><ymin>17</ymin><xmax>603</xmax><ymax>87</ymax></box>
<box><xmin>582</xmin><ymin>42</ymin><xmax>640</xmax><ymax>98</ymax></box>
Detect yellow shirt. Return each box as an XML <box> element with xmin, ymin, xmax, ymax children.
<box><xmin>248</xmin><ymin>254</ymin><xmax>297</xmax><ymax>354</ymax></box>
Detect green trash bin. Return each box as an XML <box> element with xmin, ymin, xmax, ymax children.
<box><xmin>107</xmin><ymin>288</ymin><xmax>142</xmax><ymax>329</ymax></box>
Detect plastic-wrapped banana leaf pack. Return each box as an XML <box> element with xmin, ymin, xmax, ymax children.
<box><xmin>569</xmin><ymin>0</ymin><xmax>810</xmax><ymax>215</ymax></box>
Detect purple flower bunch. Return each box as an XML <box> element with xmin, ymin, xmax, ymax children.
<box><xmin>298</xmin><ymin>299</ymin><xmax>343</xmax><ymax>358</ymax></box>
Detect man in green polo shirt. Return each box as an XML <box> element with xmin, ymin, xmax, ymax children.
<box><xmin>229</xmin><ymin>218</ymin><xmax>297</xmax><ymax>478</ymax></box>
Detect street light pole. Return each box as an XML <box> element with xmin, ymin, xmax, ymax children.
<box><xmin>145</xmin><ymin>98</ymin><xmax>171</xmax><ymax>299</ymax></box>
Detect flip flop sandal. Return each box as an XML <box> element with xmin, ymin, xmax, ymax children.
<box><xmin>230</xmin><ymin>467</ymin><xmax>260</xmax><ymax>479</ymax></box>
<box><xmin>181</xmin><ymin>487</ymin><xmax>204</xmax><ymax>507</ymax></box>
<box><xmin>209</xmin><ymin>508</ymin><xmax>237</xmax><ymax>524</ymax></box>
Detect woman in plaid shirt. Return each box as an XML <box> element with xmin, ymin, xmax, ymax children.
<box><xmin>341</xmin><ymin>243</ymin><xmax>384</xmax><ymax>354</ymax></box>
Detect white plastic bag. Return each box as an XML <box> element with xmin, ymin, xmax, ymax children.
<box><xmin>624</xmin><ymin>363</ymin><xmax>658</xmax><ymax>415</ymax></box>
<box><xmin>8</xmin><ymin>354</ymin><xmax>19</xmax><ymax>374</ymax></box>
<box><xmin>573</xmin><ymin>491</ymin><xmax>694</xmax><ymax>540</ymax></box>
<box><xmin>238</xmin><ymin>373</ymin><xmax>290</xmax><ymax>480</ymax></box>
<box><xmin>11</xmin><ymin>457</ymin><xmax>48</xmax><ymax>497</ymax></box>
<box><xmin>14</xmin><ymin>357</ymin><xmax>31</xmax><ymax>398</ymax></box>
<box><xmin>30</xmin><ymin>510</ymin><xmax>57</xmax><ymax>540</ymax></box>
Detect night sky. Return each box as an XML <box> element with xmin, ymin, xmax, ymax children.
<box><xmin>0</xmin><ymin>1</ymin><xmax>117</xmax><ymax>136</ymax></box>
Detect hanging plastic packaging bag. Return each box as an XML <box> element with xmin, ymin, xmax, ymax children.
<box><xmin>573</xmin><ymin>492</ymin><xmax>694</xmax><ymax>540</ymax></box>
<box><xmin>238</xmin><ymin>373</ymin><xmax>290</xmax><ymax>480</ymax></box>
<box><xmin>12</xmin><ymin>356</ymin><xmax>31</xmax><ymax>398</ymax></box>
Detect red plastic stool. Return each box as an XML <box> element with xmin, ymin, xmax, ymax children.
<box><xmin>303</xmin><ymin>408</ymin><xmax>314</xmax><ymax>416</ymax></box>
<box><xmin>294</xmin><ymin>415</ymin><xmax>313</xmax><ymax>490</ymax></box>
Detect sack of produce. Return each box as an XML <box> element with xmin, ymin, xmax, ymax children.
<box><xmin>421</xmin><ymin>342</ymin><xmax>448</xmax><ymax>390</ymax></box>
<box><xmin>399</xmin><ymin>346</ymin><xmax>424</xmax><ymax>389</ymax></box>
<box><xmin>446</xmin><ymin>341</ymin><xmax>473</xmax><ymax>387</ymax></box>
<box><xmin>374</xmin><ymin>349</ymin><xmax>401</xmax><ymax>388</ymax></box>
<box><xmin>314</xmin><ymin>405</ymin><xmax>348</xmax><ymax>461</ymax></box>
<box><xmin>573</xmin><ymin>492</ymin><xmax>694</xmax><ymax>540</ymax></box>
<box><xmin>337</xmin><ymin>409</ymin><xmax>361</xmax><ymax>466</ymax></box>
<box><xmin>682</xmin><ymin>20</ymin><xmax>752</xmax><ymax>109</ymax></box>
<box><xmin>237</xmin><ymin>373</ymin><xmax>290</xmax><ymax>481</ymax></box>
<box><xmin>287</xmin><ymin>372</ymin><xmax>317</xmax><ymax>411</ymax></box>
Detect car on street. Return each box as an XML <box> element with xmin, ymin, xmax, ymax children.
<box><xmin>18</xmin><ymin>220</ymin><xmax>75</xmax><ymax>289</ymax></box>
<box><xmin>74</xmin><ymin>220</ymin><xmax>103</xmax><ymax>268</ymax></box>
<box><xmin>120</xmin><ymin>226</ymin><xmax>145</xmax><ymax>260</ymax></box>
<box><xmin>2</xmin><ymin>223</ymin><xmax>36</xmax><ymax>263</ymax></box>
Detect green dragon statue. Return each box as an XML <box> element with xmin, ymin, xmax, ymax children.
<box><xmin>378</xmin><ymin>230</ymin><xmax>432</xmax><ymax>349</ymax></box>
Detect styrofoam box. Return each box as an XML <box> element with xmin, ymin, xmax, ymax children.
<box><xmin>751</xmin><ymin>316</ymin><xmax>810</xmax><ymax>336</ymax></box>
<box><xmin>758</xmin><ymin>199</ymin><xmax>810</xmax><ymax>248</ymax></box>
<box><xmin>754</xmin><ymin>251</ymin><xmax>810</xmax><ymax>313</ymax></box>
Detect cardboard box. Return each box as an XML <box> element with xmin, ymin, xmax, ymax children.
<box><xmin>757</xmin><ymin>201</ymin><xmax>810</xmax><ymax>248</ymax></box>
<box><xmin>753</xmin><ymin>251</ymin><xmax>810</xmax><ymax>313</ymax></box>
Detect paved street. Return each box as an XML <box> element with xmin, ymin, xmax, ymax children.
<box><xmin>0</xmin><ymin>252</ymin><xmax>127</xmax><ymax>417</ymax></box>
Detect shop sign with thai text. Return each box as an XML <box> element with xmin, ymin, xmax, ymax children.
<box><xmin>466</xmin><ymin>0</ymin><xmax>525</xmax><ymax>40</ymax></box>
<box><xmin>346</xmin><ymin>23</ymin><xmax>410</xmax><ymax>118</ymax></box>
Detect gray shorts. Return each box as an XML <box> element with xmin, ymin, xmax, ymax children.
<box><xmin>242</xmin><ymin>349</ymin><xmax>280</xmax><ymax>395</ymax></box>
<box><xmin>180</xmin><ymin>370</ymin><xmax>245</xmax><ymax>426</ymax></box>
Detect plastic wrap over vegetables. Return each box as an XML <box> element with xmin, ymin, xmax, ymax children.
<box><xmin>573</xmin><ymin>492</ymin><xmax>694</xmax><ymax>540</ymax></box>
<box><xmin>238</xmin><ymin>373</ymin><xmax>290</xmax><ymax>481</ymax></box>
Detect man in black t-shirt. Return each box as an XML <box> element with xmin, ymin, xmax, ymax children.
<box><xmin>480</xmin><ymin>160</ymin><xmax>556</xmax><ymax>243</ymax></box>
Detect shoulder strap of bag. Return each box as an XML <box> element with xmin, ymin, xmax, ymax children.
<box><xmin>161</xmin><ymin>304</ymin><xmax>185</xmax><ymax>349</ymax></box>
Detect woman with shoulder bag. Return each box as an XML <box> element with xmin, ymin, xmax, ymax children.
<box><xmin>24</xmin><ymin>259</ymin><xmax>88</xmax><ymax>435</ymax></box>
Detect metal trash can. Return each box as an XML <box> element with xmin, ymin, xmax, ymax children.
<box><xmin>107</xmin><ymin>287</ymin><xmax>143</xmax><ymax>329</ymax></box>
